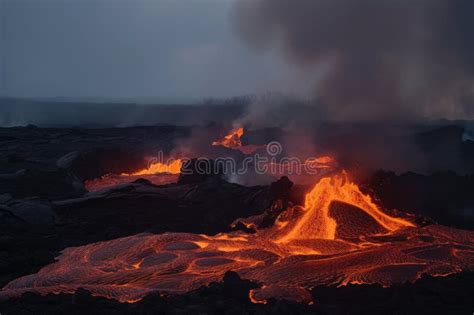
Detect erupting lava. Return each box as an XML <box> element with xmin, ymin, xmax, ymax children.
<box><xmin>212</xmin><ymin>127</ymin><xmax>262</xmax><ymax>154</ymax></box>
<box><xmin>123</xmin><ymin>159</ymin><xmax>182</xmax><ymax>176</ymax></box>
<box><xmin>212</xmin><ymin>127</ymin><xmax>244</xmax><ymax>148</ymax></box>
<box><xmin>275</xmin><ymin>173</ymin><xmax>414</xmax><ymax>243</ymax></box>
<box><xmin>2</xmin><ymin>173</ymin><xmax>474</xmax><ymax>304</ymax></box>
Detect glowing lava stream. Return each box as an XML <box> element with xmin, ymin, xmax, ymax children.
<box><xmin>85</xmin><ymin>159</ymin><xmax>182</xmax><ymax>192</ymax></box>
<box><xmin>275</xmin><ymin>172</ymin><xmax>415</xmax><ymax>242</ymax></box>
<box><xmin>212</xmin><ymin>127</ymin><xmax>263</xmax><ymax>155</ymax></box>
<box><xmin>2</xmin><ymin>172</ymin><xmax>474</xmax><ymax>304</ymax></box>
<box><xmin>122</xmin><ymin>159</ymin><xmax>182</xmax><ymax>176</ymax></box>
<box><xmin>212</xmin><ymin>127</ymin><xmax>244</xmax><ymax>148</ymax></box>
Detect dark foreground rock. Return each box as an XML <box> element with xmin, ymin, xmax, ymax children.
<box><xmin>53</xmin><ymin>176</ymin><xmax>274</xmax><ymax>247</ymax></box>
<box><xmin>1</xmin><ymin>271</ymin><xmax>473</xmax><ymax>315</ymax></box>
<box><xmin>0</xmin><ymin>196</ymin><xmax>58</xmax><ymax>287</ymax></box>
<box><xmin>367</xmin><ymin>170</ymin><xmax>474</xmax><ymax>230</ymax></box>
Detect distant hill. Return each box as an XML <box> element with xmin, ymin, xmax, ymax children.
<box><xmin>0</xmin><ymin>98</ymin><xmax>245</xmax><ymax>127</ymax></box>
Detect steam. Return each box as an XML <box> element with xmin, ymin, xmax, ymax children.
<box><xmin>233</xmin><ymin>93</ymin><xmax>327</xmax><ymax>129</ymax></box>
<box><xmin>234</xmin><ymin>0</ymin><xmax>474</xmax><ymax>121</ymax></box>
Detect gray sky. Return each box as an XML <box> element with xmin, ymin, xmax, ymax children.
<box><xmin>1</xmin><ymin>0</ymin><xmax>299</xmax><ymax>101</ymax></box>
<box><xmin>1</xmin><ymin>0</ymin><xmax>472</xmax><ymax>121</ymax></box>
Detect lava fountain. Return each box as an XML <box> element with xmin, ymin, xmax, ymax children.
<box><xmin>212</xmin><ymin>127</ymin><xmax>262</xmax><ymax>155</ymax></box>
<box><xmin>2</xmin><ymin>173</ymin><xmax>474</xmax><ymax>304</ymax></box>
<box><xmin>212</xmin><ymin>127</ymin><xmax>244</xmax><ymax>148</ymax></box>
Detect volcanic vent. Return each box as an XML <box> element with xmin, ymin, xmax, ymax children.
<box><xmin>2</xmin><ymin>172</ymin><xmax>473</xmax><ymax>304</ymax></box>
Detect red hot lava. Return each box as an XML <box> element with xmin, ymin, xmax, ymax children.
<box><xmin>212</xmin><ymin>127</ymin><xmax>244</xmax><ymax>148</ymax></box>
<box><xmin>212</xmin><ymin>127</ymin><xmax>263</xmax><ymax>155</ymax></box>
<box><xmin>2</xmin><ymin>172</ymin><xmax>474</xmax><ymax>304</ymax></box>
<box><xmin>85</xmin><ymin>159</ymin><xmax>182</xmax><ymax>192</ymax></box>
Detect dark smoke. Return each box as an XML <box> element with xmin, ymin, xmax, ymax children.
<box><xmin>234</xmin><ymin>0</ymin><xmax>474</xmax><ymax>121</ymax></box>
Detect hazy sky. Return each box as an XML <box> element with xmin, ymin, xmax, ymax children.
<box><xmin>1</xmin><ymin>0</ymin><xmax>299</xmax><ymax>101</ymax></box>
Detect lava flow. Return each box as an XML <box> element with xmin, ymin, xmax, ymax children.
<box><xmin>85</xmin><ymin>159</ymin><xmax>182</xmax><ymax>192</ymax></box>
<box><xmin>2</xmin><ymin>173</ymin><xmax>474</xmax><ymax>304</ymax></box>
<box><xmin>212</xmin><ymin>127</ymin><xmax>262</xmax><ymax>154</ymax></box>
<box><xmin>212</xmin><ymin>127</ymin><xmax>244</xmax><ymax>148</ymax></box>
<box><xmin>124</xmin><ymin>159</ymin><xmax>182</xmax><ymax>176</ymax></box>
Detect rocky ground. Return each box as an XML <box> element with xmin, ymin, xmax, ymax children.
<box><xmin>1</xmin><ymin>271</ymin><xmax>472</xmax><ymax>314</ymax></box>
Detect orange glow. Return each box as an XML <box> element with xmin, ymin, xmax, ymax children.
<box><xmin>249</xmin><ymin>289</ymin><xmax>268</xmax><ymax>304</ymax></box>
<box><xmin>124</xmin><ymin>159</ymin><xmax>182</xmax><ymax>176</ymax></box>
<box><xmin>276</xmin><ymin>172</ymin><xmax>415</xmax><ymax>243</ymax></box>
<box><xmin>84</xmin><ymin>159</ymin><xmax>182</xmax><ymax>191</ymax></box>
<box><xmin>2</xmin><ymin>172</ymin><xmax>473</xmax><ymax>305</ymax></box>
<box><xmin>212</xmin><ymin>127</ymin><xmax>244</xmax><ymax>148</ymax></box>
<box><xmin>313</xmin><ymin>155</ymin><xmax>335</xmax><ymax>164</ymax></box>
<box><xmin>212</xmin><ymin>127</ymin><xmax>263</xmax><ymax>154</ymax></box>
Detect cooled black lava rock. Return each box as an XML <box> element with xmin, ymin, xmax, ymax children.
<box><xmin>0</xmin><ymin>197</ymin><xmax>58</xmax><ymax>287</ymax></box>
<box><xmin>52</xmin><ymin>176</ymin><xmax>274</xmax><ymax>247</ymax></box>
<box><xmin>258</xmin><ymin>176</ymin><xmax>294</xmax><ymax>228</ymax></box>
<box><xmin>1</xmin><ymin>272</ymin><xmax>473</xmax><ymax>314</ymax></box>
<box><xmin>0</xmin><ymin>168</ymin><xmax>85</xmax><ymax>200</ymax></box>
<box><xmin>368</xmin><ymin>170</ymin><xmax>474</xmax><ymax>230</ymax></box>
<box><xmin>178</xmin><ymin>158</ymin><xmax>225</xmax><ymax>184</ymax></box>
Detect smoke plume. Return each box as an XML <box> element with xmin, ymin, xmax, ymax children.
<box><xmin>234</xmin><ymin>0</ymin><xmax>474</xmax><ymax>121</ymax></box>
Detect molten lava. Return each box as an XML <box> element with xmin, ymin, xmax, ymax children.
<box><xmin>85</xmin><ymin>160</ymin><xmax>182</xmax><ymax>192</ymax></box>
<box><xmin>212</xmin><ymin>127</ymin><xmax>244</xmax><ymax>148</ymax></box>
<box><xmin>2</xmin><ymin>173</ymin><xmax>474</xmax><ymax>304</ymax></box>
<box><xmin>275</xmin><ymin>173</ymin><xmax>414</xmax><ymax>242</ymax></box>
<box><xmin>123</xmin><ymin>159</ymin><xmax>182</xmax><ymax>176</ymax></box>
<box><xmin>212</xmin><ymin>127</ymin><xmax>262</xmax><ymax>155</ymax></box>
